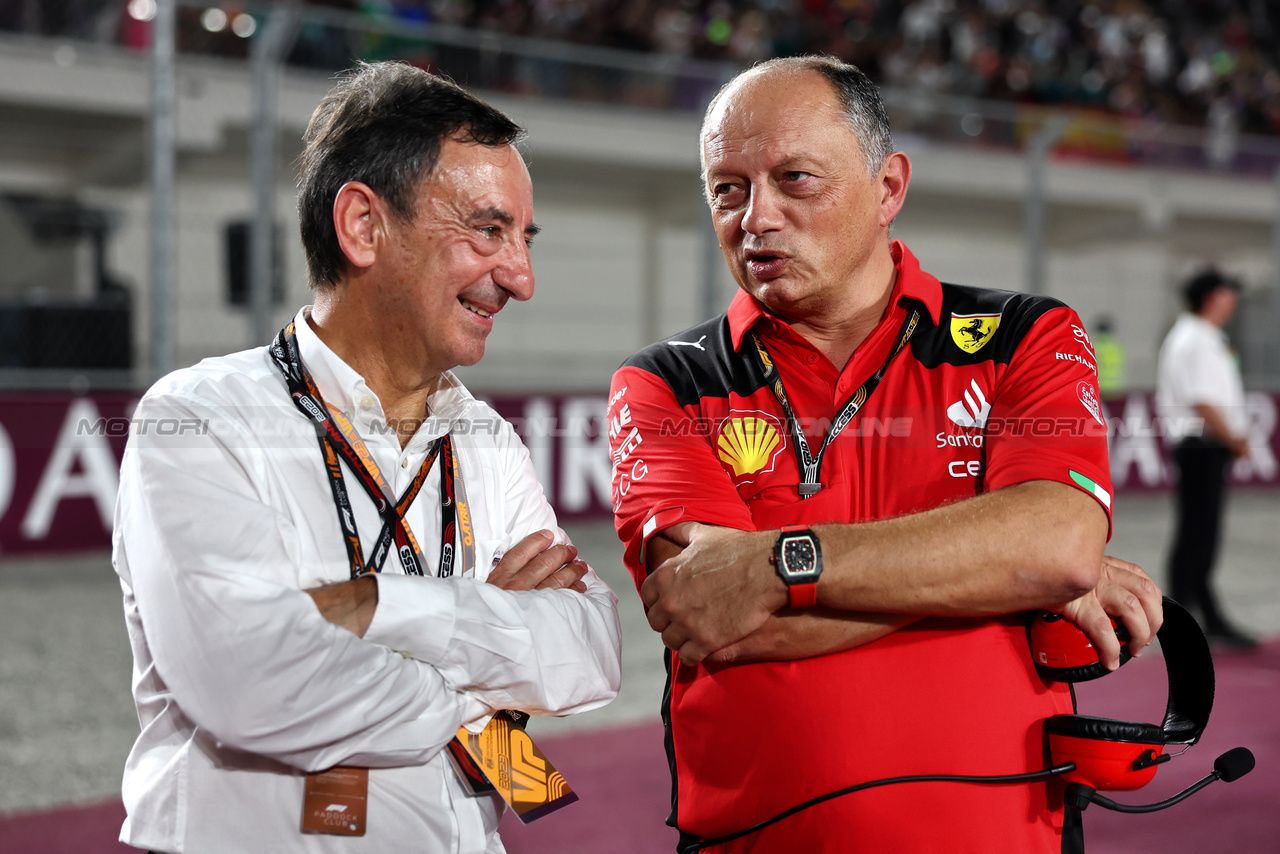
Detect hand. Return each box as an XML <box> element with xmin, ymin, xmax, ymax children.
<box><xmin>306</xmin><ymin>575</ymin><xmax>379</xmax><ymax>637</ymax></box>
<box><xmin>1059</xmin><ymin>555</ymin><xmax>1163</xmax><ymax>671</ymax></box>
<box><xmin>1227</xmin><ymin>435</ymin><xmax>1251</xmax><ymax>460</ymax></box>
<box><xmin>486</xmin><ymin>529</ymin><xmax>588</xmax><ymax>593</ymax></box>
<box><xmin>640</xmin><ymin>525</ymin><xmax>785</xmax><ymax>665</ymax></box>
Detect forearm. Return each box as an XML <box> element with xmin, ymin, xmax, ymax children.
<box><xmin>813</xmin><ymin>481</ymin><xmax>1106</xmax><ymax>616</ymax></box>
<box><xmin>368</xmin><ymin>572</ymin><xmax>621</xmax><ymax>715</ymax></box>
<box><xmin>648</xmin><ymin>522</ymin><xmax>919</xmax><ymax>660</ymax></box>
<box><xmin>642</xmin><ymin>480</ymin><xmax>1108</xmax><ymax>665</ymax></box>
<box><xmin>707</xmin><ymin>609</ymin><xmax>922</xmax><ymax>663</ymax></box>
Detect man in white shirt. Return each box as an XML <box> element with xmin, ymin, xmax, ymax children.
<box><xmin>113</xmin><ymin>62</ymin><xmax>622</xmax><ymax>853</ymax></box>
<box><xmin>1156</xmin><ymin>268</ymin><xmax>1254</xmax><ymax>647</ymax></box>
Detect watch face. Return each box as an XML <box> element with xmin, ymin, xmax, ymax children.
<box><xmin>781</xmin><ymin>537</ymin><xmax>815</xmax><ymax>577</ymax></box>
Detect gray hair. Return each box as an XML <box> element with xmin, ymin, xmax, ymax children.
<box><xmin>701</xmin><ymin>55</ymin><xmax>894</xmax><ymax>176</ymax></box>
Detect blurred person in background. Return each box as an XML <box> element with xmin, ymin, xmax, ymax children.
<box><xmin>609</xmin><ymin>55</ymin><xmax>1161</xmax><ymax>853</ymax></box>
<box><xmin>1157</xmin><ymin>268</ymin><xmax>1255</xmax><ymax>648</ymax></box>
<box><xmin>113</xmin><ymin>62</ymin><xmax>620</xmax><ymax>854</ymax></box>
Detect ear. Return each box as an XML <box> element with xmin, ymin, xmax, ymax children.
<box><xmin>332</xmin><ymin>181</ymin><xmax>385</xmax><ymax>272</ymax></box>
<box><xmin>878</xmin><ymin>151</ymin><xmax>911</xmax><ymax>227</ymax></box>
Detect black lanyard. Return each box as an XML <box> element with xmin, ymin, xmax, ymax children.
<box><xmin>747</xmin><ymin>308</ymin><xmax>920</xmax><ymax>498</ymax></box>
<box><xmin>270</xmin><ymin>321</ymin><xmax>462</xmax><ymax>579</ymax></box>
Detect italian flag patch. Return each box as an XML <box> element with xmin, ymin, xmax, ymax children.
<box><xmin>1069</xmin><ymin>470</ymin><xmax>1111</xmax><ymax>509</ymax></box>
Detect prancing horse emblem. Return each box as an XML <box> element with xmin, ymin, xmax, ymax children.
<box><xmin>949</xmin><ymin>313</ymin><xmax>1000</xmax><ymax>355</ymax></box>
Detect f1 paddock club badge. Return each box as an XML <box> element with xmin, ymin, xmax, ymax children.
<box><xmin>715</xmin><ymin>411</ymin><xmax>788</xmax><ymax>483</ymax></box>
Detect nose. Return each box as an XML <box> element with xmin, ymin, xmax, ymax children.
<box><xmin>494</xmin><ymin>238</ymin><xmax>534</xmax><ymax>301</ymax></box>
<box><xmin>741</xmin><ymin>185</ymin><xmax>785</xmax><ymax>235</ymax></box>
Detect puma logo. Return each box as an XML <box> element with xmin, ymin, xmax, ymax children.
<box><xmin>668</xmin><ymin>335</ymin><xmax>707</xmax><ymax>352</ymax></box>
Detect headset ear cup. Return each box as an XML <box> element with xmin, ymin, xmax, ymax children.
<box><xmin>1046</xmin><ymin>714</ymin><xmax>1166</xmax><ymax>791</ymax></box>
<box><xmin>1027</xmin><ymin>612</ymin><xmax>1132</xmax><ymax>682</ymax></box>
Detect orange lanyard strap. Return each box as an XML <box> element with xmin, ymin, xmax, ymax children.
<box><xmin>271</xmin><ymin>322</ymin><xmax>465</xmax><ymax>578</ymax></box>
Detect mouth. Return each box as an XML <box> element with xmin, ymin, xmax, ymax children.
<box><xmin>459</xmin><ymin>298</ymin><xmax>496</xmax><ymax>319</ymax></box>
<box><xmin>745</xmin><ymin>249</ymin><xmax>789</xmax><ymax>281</ymax></box>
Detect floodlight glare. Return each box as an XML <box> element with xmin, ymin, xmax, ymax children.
<box><xmin>126</xmin><ymin>0</ymin><xmax>157</xmax><ymax>22</ymax></box>
<box><xmin>231</xmin><ymin>13</ymin><xmax>257</xmax><ymax>38</ymax></box>
<box><xmin>201</xmin><ymin>8</ymin><xmax>228</xmax><ymax>33</ymax></box>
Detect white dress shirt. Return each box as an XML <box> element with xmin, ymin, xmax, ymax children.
<box><xmin>1156</xmin><ymin>312</ymin><xmax>1247</xmax><ymax>442</ymax></box>
<box><xmin>113</xmin><ymin>307</ymin><xmax>621</xmax><ymax>854</ymax></box>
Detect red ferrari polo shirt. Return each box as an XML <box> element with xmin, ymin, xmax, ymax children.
<box><xmin>608</xmin><ymin>242</ymin><xmax>1112</xmax><ymax>853</ymax></box>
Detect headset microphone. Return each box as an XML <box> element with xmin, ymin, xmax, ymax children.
<box><xmin>1065</xmin><ymin>746</ymin><xmax>1255</xmax><ymax>814</ymax></box>
<box><xmin>1215</xmin><ymin>745</ymin><xmax>1258</xmax><ymax>781</ymax></box>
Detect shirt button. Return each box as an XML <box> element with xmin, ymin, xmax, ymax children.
<box><xmin>359</xmin><ymin>395</ymin><xmax>374</xmax><ymax>409</ymax></box>
<box><xmin>401</xmin><ymin>457</ymin><xmax>409</xmax><ymax>469</ymax></box>
<box><xmin>806</xmin><ymin>353</ymin><xmax>818</xmax><ymax>364</ymax></box>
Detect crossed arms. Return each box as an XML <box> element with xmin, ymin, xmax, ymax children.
<box><xmin>641</xmin><ymin>480</ymin><xmax>1163</xmax><ymax>668</ymax></box>
<box><xmin>119</xmin><ymin>386</ymin><xmax>620</xmax><ymax>773</ymax></box>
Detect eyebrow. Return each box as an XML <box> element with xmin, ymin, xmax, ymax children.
<box><xmin>471</xmin><ymin>206</ymin><xmax>541</xmax><ymax>239</ymax></box>
<box><xmin>706</xmin><ymin>153</ymin><xmax>822</xmax><ymax>177</ymax></box>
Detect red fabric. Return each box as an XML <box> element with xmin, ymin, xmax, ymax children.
<box><xmin>608</xmin><ymin>243</ymin><xmax>1112</xmax><ymax>852</ymax></box>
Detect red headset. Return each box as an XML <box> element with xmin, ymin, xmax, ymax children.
<box><xmin>1029</xmin><ymin>597</ymin><xmax>1216</xmax><ymax>795</ymax></box>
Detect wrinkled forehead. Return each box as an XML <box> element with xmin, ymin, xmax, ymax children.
<box><xmin>425</xmin><ymin>140</ymin><xmax>532</xmax><ymax>209</ymax></box>
<box><xmin>700</xmin><ymin>69</ymin><xmax>859</xmax><ymax>174</ymax></box>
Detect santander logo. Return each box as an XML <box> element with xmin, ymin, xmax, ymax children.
<box><xmin>947</xmin><ymin>380</ymin><xmax>991</xmax><ymax>429</ymax></box>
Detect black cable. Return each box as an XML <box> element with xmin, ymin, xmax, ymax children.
<box><xmin>678</xmin><ymin>762</ymin><xmax>1079</xmax><ymax>852</ymax></box>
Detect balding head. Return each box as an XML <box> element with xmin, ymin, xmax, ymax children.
<box><xmin>701</xmin><ymin>56</ymin><xmax>893</xmax><ymax>183</ymax></box>
<box><xmin>696</xmin><ymin>53</ymin><xmax>911</xmax><ymax>344</ymax></box>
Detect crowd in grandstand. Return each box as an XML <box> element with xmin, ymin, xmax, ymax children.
<box><xmin>436</xmin><ymin>0</ymin><xmax>1279</xmax><ymax>133</ymax></box>
<box><xmin>2</xmin><ymin>0</ymin><xmax>1277</xmax><ymax>134</ymax></box>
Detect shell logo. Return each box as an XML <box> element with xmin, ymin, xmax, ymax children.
<box><xmin>717</xmin><ymin>415</ymin><xmax>783</xmax><ymax>478</ymax></box>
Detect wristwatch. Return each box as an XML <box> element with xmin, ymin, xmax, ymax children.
<box><xmin>770</xmin><ymin>524</ymin><xmax>822</xmax><ymax>608</ymax></box>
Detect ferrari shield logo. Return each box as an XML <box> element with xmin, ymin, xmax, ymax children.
<box><xmin>950</xmin><ymin>313</ymin><xmax>1000</xmax><ymax>354</ymax></box>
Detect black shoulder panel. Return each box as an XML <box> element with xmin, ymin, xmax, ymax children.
<box><xmin>909</xmin><ymin>283</ymin><xmax>1067</xmax><ymax>369</ymax></box>
<box><xmin>621</xmin><ymin>315</ymin><xmax>766</xmax><ymax>407</ymax></box>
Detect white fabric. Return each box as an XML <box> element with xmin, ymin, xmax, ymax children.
<box><xmin>113</xmin><ymin>307</ymin><xmax>621</xmax><ymax>854</ymax></box>
<box><xmin>1156</xmin><ymin>312</ymin><xmax>1247</xmax><ymax>442</ymax></box>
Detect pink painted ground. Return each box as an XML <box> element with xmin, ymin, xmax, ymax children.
<box><xmin>4</xmin><ymin>639</ymin><xmax>1276</xmax><ymax>854</ymax></box>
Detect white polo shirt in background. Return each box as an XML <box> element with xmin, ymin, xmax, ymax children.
<box><xmin>1156</xmin><ymin>312</ymin><xmax>1246</xmax><ymax>443</ymax></box>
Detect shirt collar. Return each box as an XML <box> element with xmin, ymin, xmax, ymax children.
<box><xmin>291</xmin><ymin>306</ymin><xmax>473</xmax><ymax>440</ymax></box>
<box><xmin>293</xmin><ymin>306</ymin><xmax>369</xmax><ymax>416</ymax></box>
<box><xmin>727</xmin><ymin>240</ymin><xmax>943</xmax><ymax>351</ymax></box>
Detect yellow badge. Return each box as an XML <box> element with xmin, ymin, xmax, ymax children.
<box><xmin>716</xmin><ymin>414</ymin><xmax>784</xmax><ymax>478</ymax></box>
<box><xmin>453</xmin><ymin>714</ymin><xmax>578</xmax><ymax>824</ymax></box>
<box><xmin>950</xmin><ymin>312</ymin><xmax>1000</xmax><ymax>354</ymax></box>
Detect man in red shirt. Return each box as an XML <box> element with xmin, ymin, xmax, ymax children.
<box><xmin>608</xmin><ymin>56</ymin><xmax>1163</xmax><ymax>853</ymax></box>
